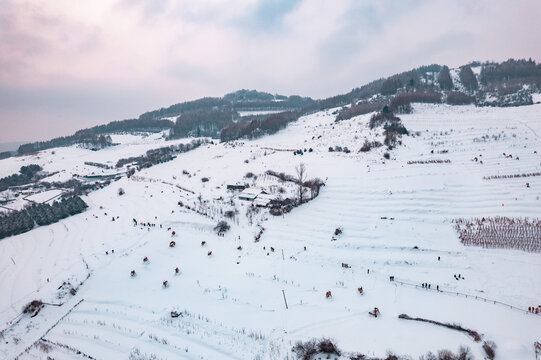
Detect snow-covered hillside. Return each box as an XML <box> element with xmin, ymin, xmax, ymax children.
<box><xmin>1</xmin><ymin>103</ymin><xmax>541</xmax><ymax>359</ymax></box>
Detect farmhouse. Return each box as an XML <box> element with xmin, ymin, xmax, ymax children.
<box><xmin>238</xmin><ymin>188</ymin><xmax>262</xmax><ymax>201</ymax></box>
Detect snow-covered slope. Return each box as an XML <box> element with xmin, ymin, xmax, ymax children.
<box><xmin>1</xmin><ymin>103</ymin><xmax>541</xmax><ymax>359</ymax></box>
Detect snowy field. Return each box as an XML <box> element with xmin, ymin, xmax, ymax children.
<box><xmin>1</xmin><ymin>103</ymin><xmax>541</xmax><ymax>359</ymax></box>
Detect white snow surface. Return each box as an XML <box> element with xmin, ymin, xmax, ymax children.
<box><xmin>1</xmin><ymin>103</ymin><xmax>541</xmax><ymax>359</ymax></box>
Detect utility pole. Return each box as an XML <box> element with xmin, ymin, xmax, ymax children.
<box><xmin>282</xmin><ymin>290</ymin><xmax>288</xmax><ymax>309</ymax></box>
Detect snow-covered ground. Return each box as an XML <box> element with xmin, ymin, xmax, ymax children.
<box><xmin>1</xmin><ymin>103</ymin><xmax>541</xmax><ymax>359</ymax></box>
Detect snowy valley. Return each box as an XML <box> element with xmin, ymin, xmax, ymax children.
<box><xmin>1</xmin><ymin>98</ymin><xmax>541</xmax><ymax>359</ymax></box>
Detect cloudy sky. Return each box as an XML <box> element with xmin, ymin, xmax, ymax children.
<box><xmin>1</xmin><ymin>0</ymin><xmax>540</xmax><ymax>142</ymax></box>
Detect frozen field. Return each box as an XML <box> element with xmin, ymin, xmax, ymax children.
<box><xmin>1</xmin><ymin>103</ymin><xmax>541</xmax><ymax>359</ymax></box>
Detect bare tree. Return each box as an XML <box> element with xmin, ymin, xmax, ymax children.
<box><xmin>296</xmin><ymin>163</ymin><xmax>307</xmax><ymax>204</ymax></box>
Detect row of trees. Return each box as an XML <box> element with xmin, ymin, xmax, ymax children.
<box><xmin>483</xmin><ymin>172</ymin><xmax>541</xmax><ymax>180</ymax></box>
<box><xmin>139</xmin><ymin>97</ymin><xmax>229</xmax><ymax>120</ymax></box>
<box><xmin>335</xmin><ymin>102</ymin><xmax>385</xmax><ymax>121</ymax></box>
<box><xmin>17</xmin><ymin>120</ymin><xmax>171</xmax><ymax>156</ymax></box>
<box><xmin>480</xmin><ymin>58</ymin><xmax>541</xmax><ymax>85</ymax></box>
<box><xmin>0</xmin><ymin>164</ymin><xmax>42</xmax><ymax>192</ymax></box>
<box><xmin>220</xmin><ymin>111</ymin><xmax>300</xmax><ymax>141</ymax></box>
<box><xmin>168</xmin><ymin>109</ymin><xmax>236</xmax><ymax>139</ymax></box>
<box><xmin>390</xmin><ymin>92</ymin><xmax>442</xmax><ymax>113</ymax></box>
<box><xmin>0</xmin><ymin>196</ymin><xmax>88</xmax><ymax>239</ymax></box>
<box><xmin>115</xmin><ymin>139</ymin><xmax>207</xmax><ymax>169</ymax></box>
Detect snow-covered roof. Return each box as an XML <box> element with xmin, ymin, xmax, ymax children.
<box><xmin>238</xmin><ymin>188</ymin><xmax>262</xmax><ymax>200</ymax></box>
<box><xmin>253</xmin><ymin>193</ymin><xmax>273</xmax><ymax>207</ymax></box>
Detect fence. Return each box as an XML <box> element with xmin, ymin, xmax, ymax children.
<box><xmin>392</xmin><ymin>278</ymin><xmax>539</xmax><ymax>316</ymax></box>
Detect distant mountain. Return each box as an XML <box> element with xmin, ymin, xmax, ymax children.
<box><xmin>9</xmin><ymin>58</ymin><xmax>541</xmax><ymax>158</ymax></box>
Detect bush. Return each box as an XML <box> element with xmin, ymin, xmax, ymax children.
<box><xmin>482</xmin><ymin>341</ymin><xmax>496</xmax><ymax>360</ymax></box>
<box><xmin>360</xmin><ymin>140</ymin><xmax>382</xmax><ymax>152</ymax></box>
<box><xmin>292</xmin><ymin>338</ymin><xmax>340</xmax><ymax>360</ymax></box>
<box><xmin>317</xmin><ymin>339</ymin><xmax>341</xmax><ymax>356</ymax></box>
<box><xmin>214</xmin><ymin>221</ymin><xmax>230</xmax><ymax>233</ymax></box>
<box><xmin>383</xmin><ymin>152</ymin><xmax>390</xmax><ymax>159</ymax></box>
<box><xmin>446</xmin><ymin>92</ymin><xmax>474</xmax><ymax>105</ymax></box>
<box><xmin>22</xmin><ymin>300</ymin><xmax>44</xmax><ymax>316</ymax></box>
<box><xmin>118</xmin><ymin>187</ymin><xmax>125</xmax><ymax>196</ymax></box>
<box><xmin>369</xmin><ymin>111</ymin><xmax>401</xmax><ymax>129</ymax></box>
<box><xmin>201</xmin><ymin>177</ymin><xmax>209</xmax><ymax>182</ymax></box>
<box><xmin>292</xmin><ymin>339</ymin><xmax>317</xmax><ymax>360</ymax></box>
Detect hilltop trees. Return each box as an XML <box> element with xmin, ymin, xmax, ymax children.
<box><xmin>220</xmin><ymin>111</ymin><xmax>300</xmax><ymax>142</ymax></box>
<box><xmin>459</xmin><ymin>65</ymin><xmax>479</xmax><ymax>91</ymax></box>
<box><xmin>438</xmin><ymin>65</ymin><xmax>454</xmax><ymax>90</ymax></box>
<box><xmin>169</xmin><ymin>109</ymin><xmax>236</xmax><ymax>139</ymax></box>
<box><xmin>480</xmin><ymin>58</ymin><xmax>541</xmax><ymax>86</ymax></box>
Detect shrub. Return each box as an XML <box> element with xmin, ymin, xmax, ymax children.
<box><xmin>22</xmin><ymin>300</ymin><xmax>44</xmax><ymax>316</ymax></box>
<box><xmin>369</xmin><ymin>111</ymin><xmax>401</xmax><ymax>129</ymax></box>
<box><xmin>245</xmin><ymin>172</ymin><xmax>254</xmax><ymax>178</ymax></box>
<box><xmin>118</xmin><ymin>187</ymin><xmax>125</xmax><ymax>196</ymax></box>
<box><xmin>482</xmin><ymin>341</ymin><xmax>496</xmax><ymax>360</ymax></box>
<box><xmin>446</xmin><ymin>92</ymin><xmax>474</xmax><ymax>105</ymax></box>
<box><xmin>292</xmin><ymin>338</ymin><xmax>340</xmax><ymax>360</ymax></box>
<box><xmin>214</xmin><ymin>221</ymin><xmax>230</xmax><ymax>233</ymax></box>
<box><xmin>360</xmin><ymin>140</ymin><xmax>382</xmax><ymax>152</ymax></box>
<box><xmin>360</xmin><ymin>140</ymin><xmax>371</xmax><ymax>152</ymax></box>
<box><xmin>383</xmin><ymin>152</ymin><xmax>390</xmax><ymax>159</ymax></box>
<box><xmin>201</xmin><ymin>177</ymin><xmax>209</xmax><ymax>182</ymax></box>
<box><xmin>292</xmin><ymin>339</ymin><xmax>317</xmax><ymax>360</ymax></box>
<box><xmin>317</xmin><ymin>339</ymin><xmax>341</xmax><ymax>356</ymax></box>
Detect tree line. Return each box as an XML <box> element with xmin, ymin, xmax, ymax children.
<box><xmin>115</xmin><ymin>139</ymin><xmax>208</xmax><ymax>169</ymax></box>
<box><xmin>220</xmin><ymin>111</ymin><xmax>300</xmax><ymax>142</ymax></box>
<box><xmin>168</xmin><ymin>109</ymin><xmax>236</xmax><ymax>139</ymax></box>
<box><xmin>0</xmin><ymin>164</ymin><xmax>43</xmax><ymax>192</ymax></box>
<box><xmin>0</xmin><ymin>196</ymin><xmax>88</xmax><ymax>240</ymax></box>
<box><xmin>14</xmin><ymin>119</ymin><xmax>173</xmax><ymax>156</ymax></box>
